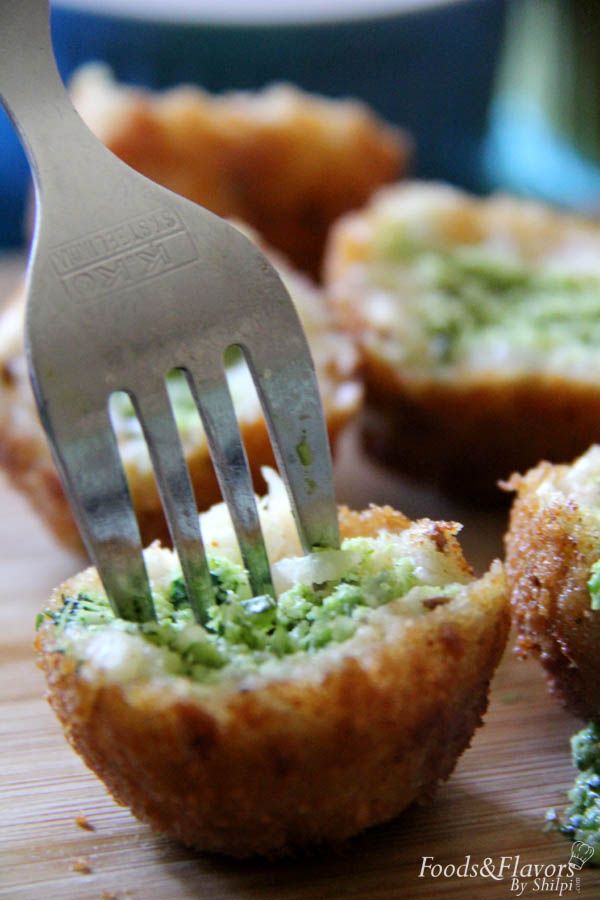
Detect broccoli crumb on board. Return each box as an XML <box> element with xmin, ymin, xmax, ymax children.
<box><xmin>71</xmin><ymin>857</ymin><xmax>93</xmax><ymax>874</ymax></box>
<box><xmin>554</xmin><ymin>722</ymin><xmax>600</xmax><ymax>864</ymax></box>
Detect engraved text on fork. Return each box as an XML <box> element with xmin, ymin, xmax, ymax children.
<box><xmin>50</xmin><ymin>209</ymin><xmax>197</xmax><ymax>300</ymax></box>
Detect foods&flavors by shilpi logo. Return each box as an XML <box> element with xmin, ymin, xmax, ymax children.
<box><xmin>418</xmin><ymin>842</ymin><xmax>594</xmax><ymax>895</ymax></box>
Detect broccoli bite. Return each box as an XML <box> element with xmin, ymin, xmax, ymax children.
<box><xmin>36</xmin><ymin>471</ymin><xmax>508</xmax><ymax>857</ymax></box>
<box><xmin>505</xmin><ymin>445</ymin><xmax>600</xmax><ymax>719</ymax></box>
<box><xmin>325</xmin><ymin>182</ymin><xmax>600</xmax><ymax>500</ymax></box>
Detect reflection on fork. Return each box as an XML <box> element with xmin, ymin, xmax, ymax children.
<box><xmin>0</xmin><ymin>0</ymin><xmax>339</xmax><ymax>624</ymax></box>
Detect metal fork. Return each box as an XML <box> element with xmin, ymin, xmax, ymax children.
<box><xmin>0</xmin><ymin>0</ymin><xmax>339</xmax><ymax>624</ymax></box>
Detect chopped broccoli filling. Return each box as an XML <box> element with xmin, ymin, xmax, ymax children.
<box><xmin>555</xmin><ymin>722</ymin><xmax>600</xmax><ymax>864</ymax></box>
<box><xmin>39</xmin><ymin>537</ymin><xmax>464</xmax><ymax>682</ymax></box>
<box><xmin>588</xmin><ymin>561</ymin><xmax>600</xmax><ymax>611</ymax></box>
<box><xmin>370</xmin><ymin>225</ymin><xmax>600</xmax><ymax>369</ymax></box>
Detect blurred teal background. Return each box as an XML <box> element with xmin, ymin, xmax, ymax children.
<box><xmin>0</xmin><ymin>0</ymin><xmax>506</xmax><ymax>249</ymax></box>
<box><xmin>485</xmin><ymin>0</ymin><xmax>600</xmax><ymax>214</ymax></box>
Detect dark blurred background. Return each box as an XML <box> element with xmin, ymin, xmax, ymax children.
<box><xmin>4</xmin><ymin>0</ymin><xmax>600</xmax><ymax>252</ymax></box>
<box><xmin>1</xmin><ymin>0</ymin><xmax>507</xmax><ymax>248</ymax></box>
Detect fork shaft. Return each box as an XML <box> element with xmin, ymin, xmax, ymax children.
<box><xmin>187</xmin><ymin>367</ymin><xmax>275</xmax><ymax>599</ymax></box>
<box><xmin>245</xmin><ymin>341</ymin><xmax>340</xmax><ymax>554</ymax></box>
<box><xmin>38</xmin><ymin>397</ymin><xmax>156</xmax><ymax>622</ymax></box>
<box><xmin>133</xmin><ymin>383</ymin><xmax>214</xmax><ymax>624</ymax></box>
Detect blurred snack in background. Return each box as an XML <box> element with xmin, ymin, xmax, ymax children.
<box><xmin>0</xmin><ymin>233</ymin><xmax>362</xmax><ymax>552</ymax></box>
<box><xmin>485</xmin><ymin>0</ymin><xmax>600</xmax><ymax>212</ymax></box>
<box><xmin>70</xmin><ymin>64</ymin><xmax>408</xmax><ymax>277</ymax></box>
<box><xmin>325</xmin><ymin>181</ymin><xmax>600</xmax><ymax>501</ymax></box>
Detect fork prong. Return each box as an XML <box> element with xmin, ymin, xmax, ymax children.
<box><xmin>41</xmin><ymin>401</ymin><xmax>155</xmax><ymax>622</ymax></box>
<box><xmin>133</xmin><ymin>382</ymin><xmax>214</xmax><ymax>624</ymax></box>
<box><xmin>243</xmin><ymin>341</ymin><xmax>340</xmax><ymax>554</ymax></box>
<box><xmin>185</xmin><ymin>366</ymin><xmax>274</xmax><ymax>598</ymax></box>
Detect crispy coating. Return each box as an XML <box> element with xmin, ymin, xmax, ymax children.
<box><xmin>36</xmin><ymin>506</ymin><xmax>508</xmax><ymax>857</ymax></box>
<box><xmin>325</xmin><ymin>182</ymin><xmax>600</xmax><ymax>501</ymax></box>
<box><xmin>0</xmin><ymin>241</ymin><xmax>361</xmax><ymax>552</ymax></box>
<box><xmin>504</xmin><ymin>455</ymin><xmax>600</xmax><ymax>719</ymax></box>
<box><xmin>70</xmin><ymin>65</ymin><xmax>409</xmax><ymax>277</ymax></box>
<box><xmin>361</xmin><ymin>359</ymin><xmax>600</xmax><ymax>503</ymax></box>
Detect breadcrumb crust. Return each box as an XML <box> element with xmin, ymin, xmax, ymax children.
<box><xmin>36</xmin><ymin>505</ymin><xmax>508</xmax><ymax>857</ymax></box>
<box><xmin>361</xmin><ymin>358</ymin><xmax>600</xmax><ymax>502</ymax></box>
<box><xmin>504</xmin><ymin>458</ymin><xmax>600</xmax><ymax>719</ymax></box>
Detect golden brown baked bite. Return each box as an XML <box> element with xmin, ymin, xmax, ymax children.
<box><xmin>70</xmin><ymin>64</ymin><xmax>409</xmax><ymax>277</ymax></box>
<box><xmin>325</xmin><ymin>182</ymin><xmax>600</xmax><ymax>500</ymax></box>
<box><xmin>36</xmin><ymin>471</ymin><xmax>508</xmax><ymax>857</ymax></box>
<box><xmin>504</xmin><ymin>446</ymin><xmax>600</xmax><ymax>720</ymax></box>
<box><xmin>0</xmin><ymin>235</ymin><xmax>361</xmax><ymax>552</ymax></box>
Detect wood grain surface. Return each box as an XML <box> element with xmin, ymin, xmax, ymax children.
<box><xmin>1</xmin><ymin>257</ymin><xmax>599</xmax><ymax>899</ymax></box>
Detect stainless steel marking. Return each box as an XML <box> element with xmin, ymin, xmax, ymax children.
<box><xmin>50</xmin><ymin>209</ymin><xmax>184</xmax><ymax>276</ymax></box>
<box><xmin>60</xmin><ymin>229</ymin><xmax>197</xmax><ymax>301</ymax></box>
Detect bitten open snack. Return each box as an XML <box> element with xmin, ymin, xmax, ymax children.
<box><xmin>36</xmin><ymin>472</ymin><xmax>508</xmax><ymax>857</ymax></box>
<box><xmin>70</xmin><ymin>64</ymin><xmax>409</xmax><ymax>277</ymax></box>
<box><xmin>0</xmin><ymin>234</ymin><xmax>361</xmax><ymax>552</ymax></box>
<box><xmin>325</xmin><ymin>182</ymin><xmax>600</xmax><ymax>500</ymax></box>
<box><xmin>504</xmin><ymin>445</ymin><xmax>600</xmax><ymax>720</ymax></box>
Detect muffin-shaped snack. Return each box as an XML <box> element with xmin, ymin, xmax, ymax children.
<box><xmin>504</xmin><ymin>445</ymin><xmax>600</xmax><ymax>719</ymax></box>
<box><xmin>326</xmin><ymin>182</ymin><xmax>600</xmax><ymax>500</ymax></box>
<box><xmin>70</xmin><ymin>64</ymin><xmax>409</xmax><ymax>277</ymax></box>
<box><xmin>0</xmin><ymin>236</ymin><xmax>361</xmax><ymax>552</ymax></box>
<box><xmin>36</xmin><ymin>472</ymin><xmax>508</xmax><ymax>857</ymax></box>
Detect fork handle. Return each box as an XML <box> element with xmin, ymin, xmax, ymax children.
<box><xmin>0</xmin><ymin>0</ymin><xmax>102</xmax><ymax>198</ymax></box>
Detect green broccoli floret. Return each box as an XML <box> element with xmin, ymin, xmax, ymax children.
<box><xmin>573</xmin><ymin>722</ymin><xmax>600</xmax><ymax>771</ymax></box>
<box><xmin>587</xmin><ymin>561</ymin><xmax>600</xmax><ymax>611</ymax></box>
<box><xmin>38</xmin><ymin>593</ymin><xmax>113</xmax><ymax>631</ymax></box>
<box><xmin>556</xmin><ymin>723</ymin><xmax>600</xmax><ymax>865</ymax></box>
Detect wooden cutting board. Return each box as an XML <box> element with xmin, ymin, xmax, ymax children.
<box><xmin>1</xmin><ymin>259</ymin><xmax>599</xmax><ymax>899</ymax></box>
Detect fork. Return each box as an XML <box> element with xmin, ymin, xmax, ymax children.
<box><xmin>0</xmin><ymin>0</ymin><xmax>339</xmax><ymax>624</ymax></box>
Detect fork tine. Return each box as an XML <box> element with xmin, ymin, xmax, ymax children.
<box><xmin>132</xmin><ymin>382</ymin><xmax>214</xmax><ymax>624</ymax></box>
<box><xmin>185</xmin><ymin>366</ymin><xmax>274</xmax><ymax>598</ymax></box>
<box><xmin>243</xmin><ymin>340</ymin><xmax>340</xmax><ymax>553</ymax></box>
<box><xmin>41</xmin><ymin>401</ymin><xmax>155</xmax><ymax>622</ymax></box>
